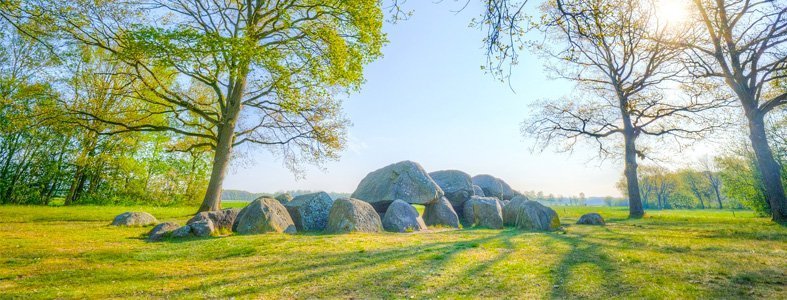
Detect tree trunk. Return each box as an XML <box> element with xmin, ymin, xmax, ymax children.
<box><xmin>65</xmin><ymin>167</ymin><xmax>85</xmax><ymax>205</ymax></box>
<box><xmin>747</xmin><ymin>114</ymin><xmax>787</xmax><ymax>222</ymax></box>
<box><xmin>706</xmin><ymin>171</ymin><xmax>723</xmax><ymax>209</ymax></box>
<box><xmin>623</xmin><ymin>129</ymin><xmax>645</xmax><ymax>218</ymax></box>
<box><xmin>690</xmin><ymin>180</ymin><xmax>705</xmax><ymax>209</ymax></box>
<box><xmin>691</xmin><ymin>188</ymin><xmax>705</xmax><ymax>209</ymax></box>
<box><xmin>198</xmin><ymin>66</ymin><xmax>249</xmax><ymax>212</ymax></box>
<box><xmin>713</xmin><ymin>184</ymin><xmax>723</xmax><ymax>209</ymax></box>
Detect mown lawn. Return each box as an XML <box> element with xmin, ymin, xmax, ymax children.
<box><xmin>0</xmin><ymin>205</ymin><xmax>784</xmax><ymax>299</ymax></box>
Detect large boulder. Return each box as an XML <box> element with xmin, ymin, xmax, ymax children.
<box><xmin>171</xmin><ymin>225</ymin><xmax>193</xmax><ymax>238</ymax></box>
<box><xmin>112</xmin><ymin>212</ymin><xmax>157</xmax><ymax>226</ymax></box>
<box><xmin>498</xmin><ymin>179</ymin><xmax>517</xmax><ymax>200</ymax></box>
<box><xmin>190</xmin><ymin>219</ymin><xmax>216</xmax><ymax>236</ymax></box>
<box><xmin>284</xmin><ymin>192</ymin><xmax>335</xmax><ymax>232</ymax></box>
<box><xmin>472</xmin><ymin>185</ymin><xmax>485</xmax><ymax>197</ymax></box>
<box><xmin>233</xmin><ymin>197</ymin><xmax>297</xmax><ymax>234</ymax></box>
<box><xmin>351</xmin><ymin>161</ymin><xmax>444</xmax><ymax>212</ymax></box>
<box><xmin>472</xmin><ymin>175</ymin><xmax>504</xmax><ymax>199</ymax></box>
<box><xmin>147</xmin><ymin>222</ymin><xmax>179</xmax><ymax>241</ymax></box>
<box><xmin>187</xmin><ymin>208</ymin><xmax>240</xmax><ymax>232</ymax></box>
<box><xmin>275</xmin><ymin>193</ymin><xmax>293</xmax><ymax>204</ymax></box>
<box><xmin>462</xmin><ymin>196</ymin><xmax>504</xmax><ymax>229</ymax></box>
<box><xmin>472</xmin><ymin>175</ymin><xmax>517</xmax><ymax>200</ymax></box>
<box><xmin>503</xmin><ymin>196</ymin><xmax>560</xmax><ymax>231</ymax></box>
<box><xmin>382</xmin><ymin>200</ymin><xmax>427</xmax><ymax>232</ymax></box>
<box><xmin>422</xmin><ymin>197</ymin><xmax>460</xmax><ymax>228</ymax></box>
<box><xmin>326</xmin><ymin>198</ymin><xmax>383</xmax><ymax>233</ymax></box>
<box><xmin>577</xmin><ymin>213</ymin><xmax>605</xmax><ymax>225</ymax></box>
<box><xmin>429</xmin><ymin>170</ymin><xmax>474</xmax><ymax>215</ymax></box>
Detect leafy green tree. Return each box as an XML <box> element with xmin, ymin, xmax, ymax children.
<box><xmin>716</xmin><ymin>154</ymin><xmax>769</xmax><ymax>214</ymax></box>
<box><xmin>2</xmin><ymin>0</ymin><xmax>386</xmax><ymax>212</ymax></box>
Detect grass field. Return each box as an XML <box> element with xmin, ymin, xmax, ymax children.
<box><xmin>0</xmin><ymin>205</ymin><xmax>784</xmax><ymax>299</ymax></box>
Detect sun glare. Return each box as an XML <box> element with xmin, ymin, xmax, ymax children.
<box><xmin>654</xmin><ymin>0</ymin><xmax>690</xmax><ymax>27</ymax></box>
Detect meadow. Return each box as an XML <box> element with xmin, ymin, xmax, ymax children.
<box><xmin>0</xmin><ymin>205</ymin><xmax>784</xmax><ymax>299</ymax></box>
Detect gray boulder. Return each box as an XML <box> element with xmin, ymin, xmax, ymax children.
<box><xmin>498</xmin><ymin>179</ymin><xmax>516</xmax><ymax>200</ymax></box>
<box><xmin>112</xmin><ymin>212</ymin><xmax>157</xmax><ymax>226</ymax></box>
<box><xmin>351</xmin><ymin>161</ymin><xmax>444</xmax><ymax>212</ymax></box>
<box><xmin>275</xmin><ymin>193</ymin><xmax>293</xmax><ymax>204</ymax></box>
<box><xmin>472</xmin><ymin>175</ymin><xmax>517</xmax><ymax>200</ymax></box>
<box><xmin>428</xmin><ymin>170</ymin><xmax>474</xmax><ymax>214</ymax></box>
<box><xmin>326</xmin><ymin>198</ymin><xmax>383</xmax><ymax>233</ymax></box>
<box><xmin>577</xmin><ymin>213</ymin><xmax>605</xmax><ymax>225</ymax></box>
<box><xmin>188</xmin><ymin>208</ymin><xmax>240</xmax><ymax>232</ymax></box>
<box><xmin>472</xmin><ymin>185</ymin><xmax>485</xmax><ymax>197</ymax></box>
<box><xmin>233</xmin><ymin>197</ymin><xmax>297</xmax><ymax>234</ymax></box>
<box><xmin>147</xmin><ymin>222</ymin><xmax>179</xmax><ymax>241</ymax></box>
<box><xmin>285</xmin><ymin>192</ymin><xmax>335</xmax><ymax>231</ymax></box>
<box><xmin>190</xmin><ymin>219</ymin><xmax>215</xmax><ymax>237</ymax></box>
<box><xmin>422</xmin><ymin>197</ymin><xmax>460</xmax><ymax>228</ymax></box>
<box><xmin>382</xmin><ymin>199</ymin><xmax>427</xmax><ymax>232</ymax></box>
<box><xmin>472</xmin><ymin>175</ymin><xmax>504</xmax><ymax>199</ymax></box>
<box><xmin>171</xmin><ymin>225</ymin><xmax>193</xmax><ymax>238</ymax></box>
<box><xmin>503</xmin><ymin>196</ymin><xmax>560</xmax><ymax>231</ymax></box>
<box><xmin>170</xmin><ymin>220</ymin><xmax>216</xmax><ymax>238</ymax></box>
<box><xmin>462</xmin><ymin>196</ymin><xmax>504</xmax><ymax>229</ymax></box>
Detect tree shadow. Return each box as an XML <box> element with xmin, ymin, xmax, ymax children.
<box><xmin>545</xmin><ymin>232</ymin><xmax>630</xmax><ymax>299</ymax></box>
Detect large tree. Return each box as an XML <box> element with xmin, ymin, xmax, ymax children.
<box><xmin>679</xmin><ymin>0</ymin><xmax>787</xmax><ymax>221</ymax></box>
<box><xmin>489</xmin><ymin>0</ymin><xmax>730</xmax><ymax>218</ymax></box>
<box><xmin>2</xmin><ymin>0</ymin><xmax>386</xmax><ymax>211</ymax></box>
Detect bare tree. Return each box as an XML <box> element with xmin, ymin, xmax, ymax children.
<box><xmin>700</xmin><ymin>157</ymin><xmax>724</xmax><ymax>209</ymax></box>
<box><xmin>678</xmin><ymin>0</ymin><xmax>787</xmax><ymax>221</ymax></box>
<box><xmin>521</xmin><ymin>0</ymin><xmax>730</xmax><ymax>218</ymax></box>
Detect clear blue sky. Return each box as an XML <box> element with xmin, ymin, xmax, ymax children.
<box><xmin>224</xmin><ymin>1</ymin><xmax>625</xmax><ymax>197</ymax></box>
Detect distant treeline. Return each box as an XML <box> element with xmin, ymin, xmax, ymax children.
<box><xmin>221</xmin><ymin>190</ymin><xmax>351</xmax><ymax>201</ymax></box>
<box><xmin>523</xmin><ymin>136</ymin><xmax>787</xmax><ymax>217</ymax></box>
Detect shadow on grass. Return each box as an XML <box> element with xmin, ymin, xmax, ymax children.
<box><xmin>218</xmin><ymin>230</ymin><xmax>526</xmax><ymax>299</ymax></box>
<box><xmin>545</xmin><ymin>232</ymin><xmax>629</xmax><ymax>299</ymax></box>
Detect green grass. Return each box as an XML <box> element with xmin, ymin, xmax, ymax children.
<box><xmin>0</xmin><ymin>205</ymin><xmax>784</xmax><ymax>299</ymax></box>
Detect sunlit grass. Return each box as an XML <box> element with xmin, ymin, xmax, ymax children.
<box><xmin>0</xmin><ymin>205</ymin><xmax>784</xmax><ymax>298</ymax></box>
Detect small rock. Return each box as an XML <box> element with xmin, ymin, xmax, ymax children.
<box><xmin>188</xmin><ymin>208</ymin><xmax>240</xmax><ymax>232</ymax></box>
<box><xmin>577</xmin><ymin>213</ymin><xmax>605</xmax><ymax>225</ymax></box>
<box><xmin>190</xmin><ymin>219</ymin><xmax>215</xmax><ymax>237</ymax></box>
<box><xmin>112</xmin><ymin>212</ymin><xmax>157</xmax><ymax>226</ymax></box>
<box><xmin>147</xmin><ymin>222</ymin><xmax>179</xmax><ymax>241</ymax></box>
<box><xmin>171</xmin><ymin>225</ymin><xmax>193</xmax><ymax>238</ymax></box>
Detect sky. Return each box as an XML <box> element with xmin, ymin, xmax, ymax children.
<box><xmin>222</xmin><ymin>1</ymin><xmax>701</xmax><ymax>198</ymax></box>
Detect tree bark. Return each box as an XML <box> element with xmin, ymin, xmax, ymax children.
<box><xmin>713</xmin><ymin>184</ymin><xmax>723</xmax><ymax>209</ymax></box>
<box><xmin>198</xmin><ymin>66</ymin><xmax>249</xmax><ymax>212</ymax></box>
<box><xmin>747</xmin><ymin>113</ymin><xmax>787</xmax><ymax>222</ymax></box>
<box><xmin>65</xmin><ymin>168</ymin><xmax>86</xmax><ymax>205</ymax></box>
<box><xmin>623</xmin><ymin>125</ymin><xmax>645</xmax><ymax>218</ymax></box>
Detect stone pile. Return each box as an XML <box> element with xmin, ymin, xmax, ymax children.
<box><xmin>115</xmin><ymin>160</ymin><xmax>582</xmax><ymax>242</ymax></box>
